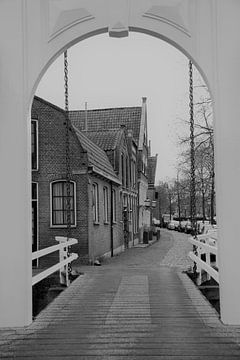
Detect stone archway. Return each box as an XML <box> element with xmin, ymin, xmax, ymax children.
<box><xmin>0</xmin><ymin>0</ymin><xmax>240</xmax><ymax>326</ymax></box>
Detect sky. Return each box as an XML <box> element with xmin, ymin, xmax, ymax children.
<box><xmin>36</xmin><ymin>32</ymin><xmax>191</xmax><ymax>183</ymax></box>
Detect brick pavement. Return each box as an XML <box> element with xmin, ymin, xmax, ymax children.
<box><xmin>1</xmin><ymin>230</ymin><xmax>240</xmax><ymax>359</ymax></box>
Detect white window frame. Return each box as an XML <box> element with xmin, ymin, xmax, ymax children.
<box><xmin>92</xmin><ymin>183</ymin><xmax>99</xmax><ymax>224</ymax></box>
<box><xmin>31</xmin><ymin>119</ymin><xmax>39</xmax><ymax>171</ymax></box>
<box><xmin>50</xmin><ymin>180</ymin><xmax>77</xmax><ymax>228</ymax></box>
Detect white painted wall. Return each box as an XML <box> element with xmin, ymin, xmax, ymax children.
<box><xmin>0</xmin><ymin>0</ymin><xmax>240</xmax><ymax>325</ymax></box>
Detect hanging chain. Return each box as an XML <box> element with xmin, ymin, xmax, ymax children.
<box><xmin>64</xmin><ymin>50</ymin><xmax>72</xmax><ymax>274</ymax></box>
<box><xmin>189</xmin><ymin>60</ymin><xmax>197</xmax><ymax>239</ymax></box>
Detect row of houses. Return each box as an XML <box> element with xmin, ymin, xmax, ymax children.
<box><xmin>31</xmin><ymin>96</ymin><xmax>157</xmax><ymax>267</ymax></box>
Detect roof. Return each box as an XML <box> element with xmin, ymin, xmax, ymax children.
<box><xmin>82</xmin><ymin>129</ymin><xmax>124</xmax><ymax>152</ymax></box>
<box><xmin>72</xmin><ymin>125</ymin><xmax>121</xmax><ymax>185</ymax></box>
<box><xmin>147</xmin><ymin>155</ymin><xmax>158</xmax><ymax>185</ymax></box>
<box><xmin>69</xmin><ymin>107</ymin><xmax>142</xmax><ymax>143</ymax></box>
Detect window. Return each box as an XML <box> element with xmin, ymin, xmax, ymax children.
<box><xmin>131</xmin><ymin>159</ymin><xmax>136</xmax><ymax>187</ymax></box>
<box><xmin>142</xmin><ymin>154</ymin><xmax>147</xmax><ymax>175</ymax></box>
<box><xmin>51</xmin><ymin>181</ymin><xmax>76</xmax><ymax>226</ymax></box>
<box><xmin>112</xmin><ymin>189</ymin><xmax>116</xmax><ymax>222</ymax></box>
<box><xmin>129</xmin><ymin>196</ymin><xmax>132</xmax><ymax>224</ymax></box>
<box><xmin>126</xmin><ymin>157</ymin><xmax>129</xmax><ymax>188</ymax></box>
<box><xmin>121</xmin><ymin>153</ymin><xmax>125</xmax><ymax>186</ymax></box>
<box><xmin>92</xmin><ymin>183</ymin><xmax>99</xmax><ymax>223</ymax></box>
<box><xmin>103</xmin><ymin>187</ymin><xmax>109</xmax><ymax>223</ymax></box>
<box><xmin>31</xmin><ymin>119</ymin><xmax>38</xmax><ymax>170</ymax></box>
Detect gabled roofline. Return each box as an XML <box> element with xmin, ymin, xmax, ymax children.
<box><xmin>34</xmin><ymin>95</ymin><xmax>65</xmax><ymax>114</ymax></box>
<box><xmin>70</xmin><ymin>105</ymin><xmax>141</xmax><ymax>112</ymax></box>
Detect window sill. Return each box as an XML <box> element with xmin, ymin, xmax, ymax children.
<box><xmin>93</xmin><ymin>221</ymin><xmax>100</xmax><ymax>225</ymax></box>
<box><xmin>104</xmin><ymin>221</ymin><xmax>110</xmax><ymax>225</ymax></box>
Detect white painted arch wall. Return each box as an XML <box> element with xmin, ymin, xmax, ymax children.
<box><xmin>0</xmin><ymin>0</ymin><xmax>240</xmax><ymax>326</ymax></box>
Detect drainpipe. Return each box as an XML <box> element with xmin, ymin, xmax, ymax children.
<box><xmin>110</xmin><ymin>182</ymin><xmax>114</xmax><ymax>257</ymax></box>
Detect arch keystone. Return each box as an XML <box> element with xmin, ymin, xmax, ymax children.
<box><xmin>109</xmin><ymin>22</ymin><xmax>129</xmax><ymax>38</ymax></box>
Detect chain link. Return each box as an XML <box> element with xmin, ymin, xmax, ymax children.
<box><xmin>64</xmin><ymin>50</ymin><xmax>72</xmax><ymax>274</ymax></box>
<box><xmin>189</xmin><ymin>60</ymin><xmax>197</xmax><ymax>239</ymax></box>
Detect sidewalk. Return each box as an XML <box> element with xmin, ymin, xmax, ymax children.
<box><xmin>1</xmin><ymin>230</ymin><xmax>240</xmax><ymax>359</ymax></box>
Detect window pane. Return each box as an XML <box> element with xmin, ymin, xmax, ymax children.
<box><xmin>53</xmin><ymin>182</ymin><xmax>63</xmax><ymax>196</ymax></box>
<box><xmin>53</xmin><ymin>210</ymin><xmax>64</xmax><ymax>225</ymax></box>
<box><xmin>92</xmin><ymin>184</ymin><xmax>99</xmax><ymax>222</ymax></box>
<box><xmin>31</xmin><ymin>121</ymin><xmax>37</xmax><ymax>170</ymax></box>
<box><xmin>112</xmin><ymin>190</ymin><xmax>116</xmax><ymax>222</ymax></box>
<box><xmin>71</xmin><ymin>210</ymin><xmax>75</xmax><ymax>224</ymax></box>
<box><xmin>104</xmin><ymin>188</ymin><xmax>108</xmax><ymax>222</ymax></box>
<box><xmin>53</xmin><ymin>197</ymin><xmax>63</xmax><ymax>210</ymax></box>
<box><xmin>32</xmin><ymin>183</ymin><xmax>37</xmax><ymax>200</ymax></box>
<box><xmin>64</xmin><ymin>197</ymin><xmax>74</xmax><ymax>210</ymax></box>
<box><xmin>62</xmin><ymin>182</ymin><xmax>74</xmax><ymax>196</ymax></box>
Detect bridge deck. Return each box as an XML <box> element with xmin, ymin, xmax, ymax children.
<box><xmin>1</xmin><ymin>230</ymin><xmax>240</xmax><ymax>359</ymax></box>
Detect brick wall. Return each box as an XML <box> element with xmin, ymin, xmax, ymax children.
<box><xmin>32</xmin><ymin>96</ymin><xmax>124</xmax><ymax>267</ymax></box>
<box><xmin>88</xmin><ymin>175</ymin><xmax>123</xmax><ymax>261</ymax></box>
<box><xmin>32</xmin><ymin>97</ymin><xmax>90</xmax><ymax>266</ymax></box>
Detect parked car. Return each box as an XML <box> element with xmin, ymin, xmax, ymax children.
<box><xmin>178</xmin><ymin>220</ymin><xmax>188</xmax><ymax>232</ymax></box>
<box><xmin>185</xmin><ymin>220</ymin><xmax>193</xmax><ymax>233</ymax></box>
<box><xmin>167</xmin><ymin>220</ymin><xmax>179</xmax><ymax>230</ymax></box>
<box><xmin>197</xmin><ymin>220</ymin><xmax>210</xmax><ymax>234</ymax></box>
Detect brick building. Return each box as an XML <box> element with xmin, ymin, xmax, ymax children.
<box><xmin>82</xmin><ymin>127</ymin><xmax>139</xmax><ymax>247</ymax></box>
<box><xmin>32</xmin><ymin>96</ymin><xmax>122</xmax><ymax>266</ymax></box>
<box><xmin>69</xmin><ymin>97</ymin><xmax>150</xmax><ymax>242</ymax></box>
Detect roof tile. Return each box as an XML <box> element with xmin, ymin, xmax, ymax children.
<box><xmin>69</xmin><ymin>107</ymin><xmax>142</xmax><ymax>142</ymax></box>
<box><xmin>72</xmin><ymin>125</ymin><xmax>120</xmax><ymax>184</ymax></box>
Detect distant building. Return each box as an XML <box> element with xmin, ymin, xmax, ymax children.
<box><xmin>146</xmin><ymin>143</ymin><xmax>158</xmax><ymax>230</ymax></box>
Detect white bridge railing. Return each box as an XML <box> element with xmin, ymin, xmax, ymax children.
<box><xmin>188</xmin><ymin>230</ymin><xmax>218</xmax><ymax>284</ymax></box>
<box><xmin>32</xmin><ymin>237</ymin><xmax>78</xmax><ymax>287</ymax></box>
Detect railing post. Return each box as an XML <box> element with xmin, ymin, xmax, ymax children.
<box><xmin>205</xmin><ymin>238</ymin><xmax>211</xmax><ymax>281</ymax></box>
<box><xmin>56</xmin><ymin>237</ymin><xmax>70</xmax><ymax>286</ymax></box>
<box><xmin>196</xmin><ymin>246</ymin><xmax>202</xmax><ymax>286</ymax></box>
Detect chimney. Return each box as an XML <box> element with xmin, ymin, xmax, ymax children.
<box><xmin>85</xmin><ymin>102</ymin><xmax>88</xmax><ymax>131</ymax></box>
<box><xmin>148</xmin><ymin>140</ymin><xmax>151</xmax><ymax>156</ymax></box>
